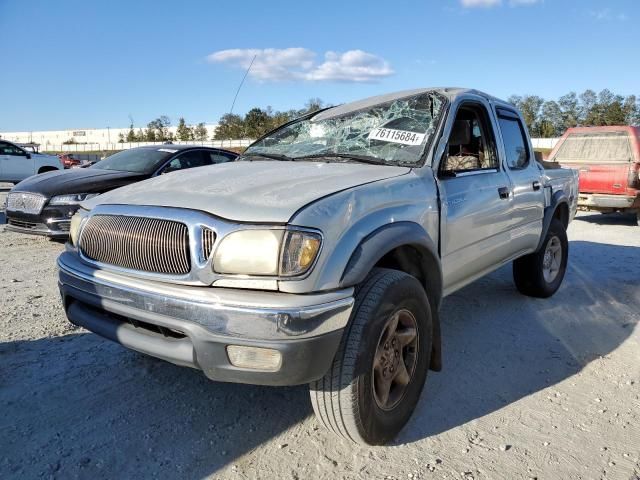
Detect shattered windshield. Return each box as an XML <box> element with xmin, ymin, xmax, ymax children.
<box><xmin>244</xmin><ymin>91</ymin><xmax>445</xmax><ymax>166</ymax></box>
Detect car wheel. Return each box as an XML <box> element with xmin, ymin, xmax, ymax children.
<box><xmin>513</xmin><ymin>218</ymin><xmax>568</xmax><ymax>298</ymax></box>
<box><xmin>636</xmin><ymin>211</ymin><xmax>640</xmax><ymax>227</ymax></box>
<box><xmin>309</xmin><ymin>268</ymin><xmax>432</xmax><ymax>445</ymax></box>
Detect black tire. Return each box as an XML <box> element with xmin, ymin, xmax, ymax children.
<box><xmin>635</xmin><ymin>211</ymin><xmax>640</xmax><ymax>227</ymax></box>
<box><xmin>513</xmin><ymin>218</ymin><xmax>568</xmax><ymax>298</ymax></box>
<box><xmin>309</xmin><ymin>268</ymin><xmax>432</xmax><ymax>445</ymax></box>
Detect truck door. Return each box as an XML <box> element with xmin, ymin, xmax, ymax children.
<box><xmin>0</xmin><ymin>142</ymin><xmax>35</xmax><ymax>182</ymax></box>
<box><xmin>438</xmin><ymin>101</ymin><xmax>514</xmax><ymax>292</ymax></box>
<box><xmin>495</xmin><ymin>108</ymin><xmax>544</xmax><ymax>254</ymax></box>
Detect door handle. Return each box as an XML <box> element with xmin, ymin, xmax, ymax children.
<box><xmin>532</xmin><ymin>181</ymin><xmax>541</xmax><ymax>191</ymax></box>
<box><xmin>498</xmin><ymin>186</ymin><xmax>510</xmax><ymax>199</ymax></box>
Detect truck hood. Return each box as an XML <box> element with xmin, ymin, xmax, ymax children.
<box><xmin>84</xmin><ymin>161</ymin><xmax>411</xmax><ymax>223</ymax></box>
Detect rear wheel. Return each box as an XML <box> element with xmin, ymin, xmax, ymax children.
<box><xmin>513</xmin><ymin>218</ymin><xmax>568</xmax><ymax>298</ymax></box>
<box><xmin>309</xmin><ymin>268</ymin><xmax>432</xmax><ymax>445</ymax></box>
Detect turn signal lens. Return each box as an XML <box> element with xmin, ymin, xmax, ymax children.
<box><xmin>280</xmin><ymin>231</ymin><xmax>322</xmax><ymax>276</ymax></box>
<box><xmin>226</xmin><ymin>345</ymin><xmax>282</xmax><ymax>371</ymax></box>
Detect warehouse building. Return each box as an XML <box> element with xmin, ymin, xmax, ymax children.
<box><xmin>0</xmin><ymin>124</ymin><xmax>219</xmax><ymax>150</ymax></box>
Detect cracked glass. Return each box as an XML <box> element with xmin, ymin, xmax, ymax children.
<box><xmin>245</xmin><ymin>92</ymin><xmax>445</xmax><ymax>166</ymax></box>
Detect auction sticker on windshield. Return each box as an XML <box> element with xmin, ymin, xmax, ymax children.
<box><xmin>368</xmin><ymin>128</ymin><xmax>425</xmax><ymax>146</ymax></box>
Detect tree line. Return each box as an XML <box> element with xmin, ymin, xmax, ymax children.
<box><xmin>117</xmin><ymin>116</ymin><xmax>209</xmax><ymax>143</ymax></box>
<box><xmin>112</xmin><ymin>98</ymin><xmax>325</xmax><ymax>144</ymax></box>
<box><xmin>213</xmin><ymin>99</ymin><xmax>325</xmax><ymax>140</ymax></box>
<box><xmin>110</xmin><ymin>90</ymin><xmax>639</xmax><ymax>145</ymax></box>
<box><xmin>509</xmin><ymin>89</ymin><xmax>639</xmax><ymax>138</ymax></box>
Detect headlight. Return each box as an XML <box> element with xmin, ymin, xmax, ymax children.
<box><xmin>69</xmin><ymin>212</ymin><xmax>85</xmax><ymax>246</ymax></box>
<box><xmin>213</xmin><ymin>229</ymin><xmax>321</xmax><ymax>277</ymax></box>
<box><xmin>49</xmin><ymin>193</ymin><xmax>98</xmax><ymax>205</ymax></box>
<box><xmin>214</xmin><ymin>230</ymin><xmax>284</xmax><ymax>275</ymax></box>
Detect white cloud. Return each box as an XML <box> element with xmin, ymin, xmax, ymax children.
<box><xmin>206</xmin><ymin>48</ymin><xmax>393</xmax><ymax>83</ymax></box>
<box><xmin>461</xmin><ymin>0</ymin><xmax>500</xmax><ymax>7</ymax></box>
<box><xmin>460</xmin><ymin>0</ymin><xmax>541</xmax><ymax>7</ymax></box>
<box><xmin>588</xmin><ymin>8</ymin><xmax>628</xmax><ymax>21</ymax></box>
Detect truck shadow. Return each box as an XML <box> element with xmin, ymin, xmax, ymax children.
<box><xmin>574</xmin><ymin>211</ymin><xmax>637</xmax><ymax>226</ymax></box>
<box><xmin>0</xmin><ymin>241</ymin><xmax>637</xmax><ymax>477</ymax></box>
<box><xmin>400</xmin><ymin>240</ymin><xmax>639</xmax><ymax>443</ymax></box>
<box><xmin>0</xmin><ymin>333</ymin><xmax>311</xmax><ymax>478</ymax></box>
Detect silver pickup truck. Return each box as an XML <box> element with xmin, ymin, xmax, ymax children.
<box><xmin>57</xmin><ymin>88</ymin><xmax>578</xmax><ymax>445</ymax></box>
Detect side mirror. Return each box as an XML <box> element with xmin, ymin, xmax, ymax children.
<box><xmin>26</xmin><ymin>153</ymin><xmax>32</xmax><ymax>159</ymax></box>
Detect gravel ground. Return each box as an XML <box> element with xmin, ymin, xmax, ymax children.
<box><xmin>1</xmin><ymin>182</ymin><xmax>639</xmax><ymax>480</ymax></box>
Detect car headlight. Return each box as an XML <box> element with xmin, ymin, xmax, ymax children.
<box><xmin>49</xmin><ymin>193</ymin><xmax>98</xmax><ymax>205</ymax></box>
<box><xmin>69</xmin><ymin>212</ymin><xmax>84</xmax><ymax>246</ymax></box>
<box><xmin>213</xmin><ymin>229</ymin><xmax>321</xmax><ymax>277</ymax></box>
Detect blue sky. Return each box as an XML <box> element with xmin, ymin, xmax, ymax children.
<box><xmin>1</xmin><ymin>0</ymin><xmax>638</xmax><ymax>131</ymax></box>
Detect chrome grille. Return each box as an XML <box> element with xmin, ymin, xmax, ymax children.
<box><xmin>201</xmin><ymin>227</ymin><xmax>216</xmax><ymax>260</ymax></box>
<box><xmin>79</xmin><ymin>215</ymin><xmax>191</xmax><ymax>275</ymax></box>
<box><xmin>6</xmin><ymin>192</ymin><xmax>46</xmax><ymax>214</ymax></box>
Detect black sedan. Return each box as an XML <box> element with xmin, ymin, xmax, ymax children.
<box><xmin>4</xmin><ymin>145</ymin><xmax>237</xmax><ymax>238</ymax></box>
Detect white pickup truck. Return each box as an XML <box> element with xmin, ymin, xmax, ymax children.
<box><xmin>58</xmin><ymin>88</ymin><xmax>578</xmax><ymax>445</ymax></box>
<box><xmin>0</xmin><ymin>140</ymin><xmax>63</xmax><ymax>183</ymax></box>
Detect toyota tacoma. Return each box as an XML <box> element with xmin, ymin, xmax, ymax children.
<box><xmin>57</xmin><ymin>88</ymin><xmax>578</xmax><ymax>445</ymax></box>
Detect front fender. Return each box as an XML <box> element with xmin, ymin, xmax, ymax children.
<box><xmin>340</xmin><ymin>222</ymin><xmax>441</xmax><ymax>293</ymax></box>
<box><xmin>280</xmin><ymin>171</ymin><xmax>440</xmax><ymax>294</ymax></box>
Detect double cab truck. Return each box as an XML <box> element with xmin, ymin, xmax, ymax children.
<box><xmin>58</xmin><ymin>88</ymin><xmax>578</xmax><ymax>445</ymax></box>
<box><xmin>550</xmin><ymin>126</ymin><xmax>640</xmax><ymax>225</ymax></box>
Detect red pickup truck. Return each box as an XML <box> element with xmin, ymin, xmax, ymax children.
<box><xmin>549</xmin><ymin>126</ymin><xmax>640</xmax><ymax>225</ymax></box>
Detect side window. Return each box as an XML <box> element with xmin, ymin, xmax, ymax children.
<box><xmin>162</xmin><ymin>150</ymin><xmax>210</xmax><ymax>173</ymax></box>
<box><xmin>208</xmin><ymin>151</ymin><xmax>235</xmax><ymax>164</ymax></box>
<box><xmin>0</xmin><ymin>142</ymin><xmax>26</xmax><ymax>156</ymax></box>
<box><xmin>497</xmin><ymin>112</ymin><xmax>529</xmax><ymax>169</ymax></box>
<box><xmin>441</xmin><ymin>104</ymin><xmax>498</xmax><ymax>175</ymax></box>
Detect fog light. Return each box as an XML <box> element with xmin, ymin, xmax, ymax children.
<box><xmin>226</xmin><ymin>345</ymin><xmax>282</xmax><ymax>371</ymax></box>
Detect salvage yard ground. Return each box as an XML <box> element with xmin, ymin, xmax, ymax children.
<box><xmin>1</xmin><ymin>182</ymin><xmax>638</xmax><ymax>480</ymax></box>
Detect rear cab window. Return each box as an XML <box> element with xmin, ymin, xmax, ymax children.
<box><xmin>551</xmin><ymin>131</ymin><xmax>634</xmax><ymax>164</ymax></box>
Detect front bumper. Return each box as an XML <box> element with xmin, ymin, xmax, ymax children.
<box><xmin>5</xmin><ymin>204</ymin><xmax>78</xmax><ymax>238</ymax></box>
<box><xmin>57</xmin><ymin>251</ymin><xmax>354</xmax><ymax>386</ymax></box>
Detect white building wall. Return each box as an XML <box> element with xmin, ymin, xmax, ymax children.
<box><xmin>0</xmin><ymin>124</ymin><xmax>219</xmax><ymax>150</ymax></box>
<box><xmin>531</xmin><ymin>138</ymin><xmax>560</xmax><ymax>149</ymax></box>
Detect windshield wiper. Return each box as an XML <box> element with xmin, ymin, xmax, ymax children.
<box><xmin>295</xmin><ymin>153</ymin><xmax>389</xmax><ymax>165</ymax></box>
<box><xmin>240</xmin><ymin>152</ymin><xmax>296</xmax><ymax>162</ymax></box>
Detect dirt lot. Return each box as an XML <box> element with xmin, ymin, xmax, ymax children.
<box><xmin>1</xmin><ymin>182</ymin><xmax>638</xmax><ymax>480</ymax></box>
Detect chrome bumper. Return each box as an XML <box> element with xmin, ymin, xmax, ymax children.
<box><xmin>577</xmin><ymin>193</ymin><xmax>640</xmax><ymax>210</ymax></box>
<box><xmin>6</xmin><ymin>217</ymin><xmax>70</xmax><ymax>238</ymax></box>
<box><xmin>57</xmin><ymin>251</ymin><xmax>354</xmax><ymax>385</ymax></box>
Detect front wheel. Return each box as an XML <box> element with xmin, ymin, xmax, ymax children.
<box><xmin>513</xmin><ymin>218</ymin><xmax>568</xmax><ymax>298</ymax></box>
<box><xmin>309</xmin><ymin>268</ymin><xmax>432</xmax><ymax>445</ymax></box>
